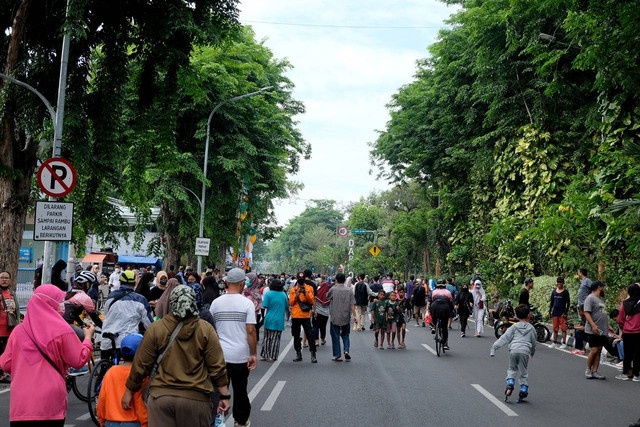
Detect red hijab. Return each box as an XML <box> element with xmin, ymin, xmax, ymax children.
<box><xmin>317</xmin><ymin>281</ymin><xmax>330</xmax><ymax>306</ymax></box>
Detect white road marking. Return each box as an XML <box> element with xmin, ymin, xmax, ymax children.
<box><xmin>225</xmin><ymin>338</ymin><xmax>294</xmax><ymax>427</ymax></box>
<box><xmin>76</xmin><ymin>413</ymin><xmax>92</xmax><ymax>421</ymax></box>
<box><xmin>260</xmin><ymin>381</ymin><xmax>286</xmax><ymax>411</ymax></box>
<box><xmin>0</xmin><ymin>388</ymin><xmax>10</xmax><ymax>394</ymax></box>
<box><xmin>64</xmin><ymin>424</ymin><xmax>75</xmax><ymax>427</ymax></box>
<box><xmin>471</xmin><ymin>384</ymin><xmax>518</xmax><ymax>417</ymax></box>
<box><xmin>421</xmin><ymin>343</ymin><xmax>437</xmax><ymax>355</ymax></box>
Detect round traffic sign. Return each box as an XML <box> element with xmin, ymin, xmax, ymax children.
<box><xmin>37</xmin><ymin>158</ymin><xmax>77</xmax><ymax>198</ymax></box>
<box><xmin>337</xmin><ymin>226</ymin><xmax>349</xmax><ymax>237</ymax></box>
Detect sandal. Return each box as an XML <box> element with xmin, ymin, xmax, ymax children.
<box><xmin>321</xmin><ymin>339</ymin><xmax>326</xmax><ymax>345</ymax></box>
<box><xmin>374</xmin><ymin>340</ymin><xmax>378</xmax><ymax>348</ymax></box>
<box><xmin>260</xmin><ymin>357</ymin><xmax>267</xmax><ymax>361</ymax></box>
<box><xmin>380</xmin><ymin>346</ymin><xmax>385</xmax><ymax>350</ymax></box>
<box><xmin>332</xmin><ymin>357</ymin><xmax>343</xmax><ymax>362</ymax></box>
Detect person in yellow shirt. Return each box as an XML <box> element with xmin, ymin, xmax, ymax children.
<box><xmin>97</xmin><ymin>334</ymin><xmax>148</xmax><ymax>427</ymax></box>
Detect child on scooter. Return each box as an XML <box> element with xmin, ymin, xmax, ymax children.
<box><xmin>490</xmin><ymin>304</ymin><xmax>537</xmax><ymax>402</ymax></box>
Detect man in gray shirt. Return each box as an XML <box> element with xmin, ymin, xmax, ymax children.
<box><xmin>584</xmin><ymin>281</ymin><xmax>609</xmax><ymax>380</ymax></box>
<box><xmin>327</xmin><ymin>273</ymin><xmax>357</xmax><ymax>361</ymax></box>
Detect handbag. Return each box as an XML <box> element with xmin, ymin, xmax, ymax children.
<box><xmin>1</xmin><ymin>294</ymin><xmax>18</xmax><ymax>328</ymax></box>
<box><xmin>142</xmin><ymin>321</ymin><xmax>184</xmax><ymax>404</ymax></box>
<box><xmin>297</xmin><ymin>295</ymin><xmax>312</xmax><ymax>312</ymax></box>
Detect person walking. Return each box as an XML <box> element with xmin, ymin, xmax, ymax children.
<box><xmin>405</xmin><ymin>276</ymin><xmax>415</xmax><ymax>321</ymax></box>
<box><xmin>413</xmin><ymin>280</ymin><xmax>427</xmax><ymax>327</ymax></box>
<box><xmin>261</xmin><ymin>279</ymin><xmax>287</xmax><ymax>361</ymax></box>
<box><xmin>124</xmin><ymin>285</ymin><xmax>230</xmax><ymax>427</ymax></box>
<box><xmin>210</xmin><ymin>269</ymin><xmax>257</xmax><ymax>427</ymax></box>
<box><xmin>455</xmin><ymin>283</ymin><xmax>473</xmax><ymax>337</ymax></box>
<box><xmin>0</xmin><ymin>270</ymin><xmax>19</xmax><ymax>384</ymax></box>
<box><xmin>616</xmin><ymin>282</ymin><xmax>640</xmax><ymax>381</ymax></box>
<box><xmin>548</xmin><ymin>276</ymin><xmax>571</xmax><ymax>349</ymax></box>
<box><xmin>354</xmin><ymin>273</ymin><xmax>370</xmax><ymax>331</ymax></box>
<box><xmin>244</xmin><ymin>273</ymin><xmax>263</xmax><ymax>342</ymax></box>
<box><xmin>472</xmin><ymin>280</ymin><xmax>486</xmax><ymax>337</ymax></box>
<box><xmin>584</xmin><ymin>281</ymin><xmax>608</xmax><ymax>380</ymax></box>
<box><xmin>313</xmin><ymin>279</ymin><xmax>330</xmax><ymax>346</ymax></box>
<box><xmin>328</xmin><ymin>274</ymin><xmax>357</xmax><ymax>361</ymax></box>
<box><xmin>1</xmin><ymin>285</ymin><xmax>95</xmax><ymax>426</ymax></box>
<box><xmin>289</xmin><ymin>273</ymin><xmax>317</xmax><ymax>363</ymax></box>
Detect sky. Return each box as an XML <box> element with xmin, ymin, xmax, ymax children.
<box><xmin>238</xmin><ymin>0</ymin><xmax>458</xmax><ymax>226</ymax></box>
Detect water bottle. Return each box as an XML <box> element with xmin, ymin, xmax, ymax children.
<box><xmin>214</xmin><ymin>413</ymin><xmax>225</xmax><ymax>426</ymax></box>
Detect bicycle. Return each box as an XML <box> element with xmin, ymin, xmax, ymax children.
<box><xmin>87</xmin><ymin>332</ymin><xmax>120</xmax><ymax>427</ymax></box>
<box><xmin>66</xmin><ymin>355</ymin><xmax>94</xmax><ymax>402</ymax></box>
<box><xmin>434</xmin><ymin>317</ymin><xmax>446</xmax><ymax>357</ymax></box>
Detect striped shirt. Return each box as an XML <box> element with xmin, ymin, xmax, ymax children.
<box><xmin>210</xmin><ymin>294</ymin><xmax>256</xmax><ymax>363</ymax></box>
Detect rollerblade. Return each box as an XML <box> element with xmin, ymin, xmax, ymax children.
<box><xmin>504</xmin><ymin>378</ymin><xmax>515</xmax><ymax>401</ymax></box>
<box><xmin>516</xmin><ymin>384</ymin><xmax>528</xmax><ymax>403</ymax></box>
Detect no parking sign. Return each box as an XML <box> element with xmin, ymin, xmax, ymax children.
<box><xmin>37</xmin><ymin>158</ymin><xmax>77</xmax><ymax>198</ymax></box>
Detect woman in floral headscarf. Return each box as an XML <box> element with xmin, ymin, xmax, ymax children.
<box><xmin>124</xmin><ymin>285</ymin><xmax>230</xmax><ymax>426</ymax></box>
<box><xmin>244</xmin><ymin>273</ymin><xmax>263</xmax><ymax>341</ymax></box>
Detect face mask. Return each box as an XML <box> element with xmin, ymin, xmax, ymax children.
<box><xmin>218</xmin><ymin>282</ymin><xmax>226</xmax><ymax>289</ymax></box>
<box><xmin>36</xmin><ymin>293</ymin><xmax>65</xmax><ymax>314</ymax></box>
<box><xmin>160</xmin><ymin>279</ymin><xmax>167</xmax><ymax>286</ymax></box>
<box><xmin>115</xmin><ymin>268</ymin><xmax>121</xmax><ymax>274</ymax></box>
<box><xmin>245</xmin><ymin>279</ymin><xmax>251</xmax><ymax>288</ymax></box>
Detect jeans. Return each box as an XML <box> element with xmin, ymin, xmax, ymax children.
<box><xmin>292</xmin><ymin>318</ymin><xmax>316</xmax><ymax>353</ymax></box>
<box><xmin>313</xmin><ymin>314</ymin><xmax>328</xmax><ymax>341</ymax></box>
<box><xmin>105</xmin><ymin>422</ymin><xmax>141</xmax><ymax>427</ymax></box>
<box><xmin>330</xmin><ymin>323</ymin><xmax>351</xmax><ymax>358</ymax></box>
<box><xmin>227</xmin><ymin>363</ymin><xmax>251</xmax><ymax>425</ymax></box>
<box><xmin>355</xmin><ymin>306</ymin><xmax>367</xmax><ymax>329</ymax></box>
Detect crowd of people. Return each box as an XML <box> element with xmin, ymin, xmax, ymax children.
<box><xmin>0</xmin><ymin>264</ymin><xmax>639</xmax><ymax>426</ymax></box>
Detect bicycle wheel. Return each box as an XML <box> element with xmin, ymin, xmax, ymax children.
<box><xmin>435</xmin><ymin>320</ymin><xmax>441</xmax><ymax>357</ymax></box>
<box><xmin>87</xmin><ymin>359</ymin><xmax>112</xmax><ymax>426</ymax></box>
<box><xmin>71</xmin><ymin>370</ymin><xmax>91</xmax><ymax>402</ymax></box>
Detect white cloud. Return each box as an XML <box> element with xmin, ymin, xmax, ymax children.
<box><xmin>238</xmin><ymin>1</ymin><xmax>457</xmax><ymax>226</ymax></box>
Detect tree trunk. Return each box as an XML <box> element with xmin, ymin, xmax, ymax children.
<box><xmin>422</xmin><ymin>248</ymin><xmax>431</xmax><ymax>276</ymax></box>
<box><xmin>0</xmin><ymin>0</ymin><xmax>35</xmax><ymax>286</ymax></box>
<box><xmin>217</xmin><ymin>243</ymin><xmax>228</xmax><ymax>270</ymax></box>
<box><xmin>435</xmin><ymin>257</ymin><xmax>441</xmax><ymax>277</ymax></box>
<box><xmin>160</xmin><ymin>201</ymin><xmax>180</xmax><ymax>272</ymax></box>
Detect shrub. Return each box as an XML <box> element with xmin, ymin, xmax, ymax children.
<box><xmin>528</xmin><ymin>275</ymin><xmax>579</xmax><ymax>322</ymax></box>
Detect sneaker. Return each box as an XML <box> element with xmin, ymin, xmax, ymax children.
<box><xmin>549</xmin><ymin>343</ymin><xmax>556</xmax><ymax>349</ymax></box>
<box><xmin>633</xmin><ymin>376</ymin><xmax>640</xmax><ymax>382</ymax></box>
<box><xmin>591</xmin><ymin>371</ymin><xmax>606</xmax><ymax>380</ymax></box>
<box><xmin>571</xmin><ymin>349</ymin><xmax>586</xmax><ymax>355</ymax></box>
<box><xmin>615</xmin><ymin>374</ymin><xmax>631</xmax><ymax>381</ymax></box>
<box><xmin>68</xmin><ymin>366</ymin><xmax>89</xmax><ymax>376</ymax></box>
<box><xmin>585</xmin><ymin>369</ymin><xmax>593</xmax><ymax>379</ymax></box>
<box><xmin>461</xmin><ymin>332</ymin><xmax>465</xmax><ymax>338</ymax></box>
<box><xmin>615</xmin><ymin>361</ymin><xmax>624</xmax><ymax>369</ymax></box>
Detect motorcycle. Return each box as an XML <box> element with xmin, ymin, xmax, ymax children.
<box><xmin>494</xmin><ymin>301</ymin><xmax>550</xmax><ymax>343</ymax></box>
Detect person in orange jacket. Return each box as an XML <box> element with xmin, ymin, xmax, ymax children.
<box><xmin>289</xmin><ymin>273</ymin><xmax>317</xmax><ymax>363</ymax></box>
<box><xmin>97</xmin><ymin>334</ymin><xmax>148</xmax><ymax>427</ymax></box>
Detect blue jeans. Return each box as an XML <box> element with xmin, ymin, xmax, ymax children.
<box><xmin>105</xmin><ymin>422</ymin><xmax>140</xmax><ymax>427</ymax></box>
<box><xmin>330</xmin><ymin>323</ymin><xmax>350</xmax><ymax>358</ymax></box>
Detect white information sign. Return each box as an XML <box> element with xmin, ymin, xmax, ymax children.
<box><xmin>34</xmin><ymin>201</ymin><xmax>74</xmax><ymax>241</ymax></box>
<box><xmin>195</xmin><ymin>237</ymin><xmax>211</xmax><ymax>256</ymax></box>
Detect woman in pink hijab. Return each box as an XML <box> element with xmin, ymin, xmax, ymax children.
<box><xmin>0</xmin><ymin>284</ymin><xmax>95</xmax><ymax>426</ymax></box>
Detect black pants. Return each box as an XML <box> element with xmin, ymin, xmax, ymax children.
<box><xmin>459</xmin><ymin>312</ymin><xmax>470</xmax><ymax>334</ymax></box>
<box><xmin>575</xmin><ymin>316</ymin><xmax>586</xmax><ymax>350</ymax></box>
<box><xmin>292</xmin><ymin>318</ymin><xmax>316</xmax><ymax>352</ymax></box>
<box><xmin>11</xmin><ymin>422</ymin><xmax>65</xmax><ymax>427</ymax></box>
<box><xmin>255</xmin><ymin>312</ymin><xmax>263</xmax><ymax>342</ymax></box>
<box><xmin>313</xmin><ymin>314</ymin><xmax>328</xmax><ymax>341</ymax></box>
<box><xmin>624</xmin><ymin>333</ymin><xmax>640</xmax><ymax>377</ymax></box>
<box><xmin>227</xmin><ymin>362</ymin><xmax>251</xmax><ymax>425</ymax></box>
<box><xmin>431</xmin><ymin>303</ymin><xmax>451</xmax><ymax>344</ymax></box>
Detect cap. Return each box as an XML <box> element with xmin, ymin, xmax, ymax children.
<box><xmin>556</xmin><ymin>276</ymin><xmax>565</xmax><ymax>283</ymax></box>
<box><xmin>120</xmin><ymin>270</ymin><xmax>136</xmax><ymax>285</ymax></box>
<box><xmin>121</xmin><ymin>334</ymin><xmax>143</xmax><ymax>356</ymax></box>
<box><xmin>589</xmin><ymin>281</ymin><xmax>605</xmax><ymax>291</ymax></box>
<box><xmin>226</xmin><ymin>268</ymin><xmax>246</xmax><ymax>283</ymax></box>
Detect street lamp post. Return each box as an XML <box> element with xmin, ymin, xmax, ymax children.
<box><xmin>196</xmin><ymin>86</ymin><xmax>274</xmax><ymax>273</ymax></box>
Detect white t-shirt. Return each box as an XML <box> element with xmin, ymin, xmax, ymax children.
<box><xmin>210</xmin><ymin>293</ymin><xmax>256</xmax><ymax>363</ymax></box>
<box><xmin>108</xmin><ymin>271</ymin><xmax>121</xmax><ymax>290</ymax></box>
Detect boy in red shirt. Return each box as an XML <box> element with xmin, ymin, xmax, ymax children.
<box><xmin>97</xmin><ymin>334</ymin><xmax>148</xmax><ymax>427</ymax></box>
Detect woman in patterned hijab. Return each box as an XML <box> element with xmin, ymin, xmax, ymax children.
<box><xmin>169</xmin><ymin>285</ymin><xmax>199</xmax><ymax>319</ymax></box>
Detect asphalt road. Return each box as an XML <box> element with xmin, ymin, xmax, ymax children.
<box><xmin>1</xmin><ymin>318</ymin><xmax>637</xmax><ymax>427</ymax></box>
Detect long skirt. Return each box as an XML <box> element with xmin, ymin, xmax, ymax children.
<box><xmin>261</xmin><ymin>329</ymin><xmax>283</xmax><ymax>360</ymax></box>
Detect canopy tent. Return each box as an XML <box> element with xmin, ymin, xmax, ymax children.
<box><xmin>117</xmin><ymin>255</ymin><xmax>162</xmax><ymax>268</ymax></box>
<box><xmin>81</xmin><ymin>252</ymin><xmax>118</xmax><ymax>264</ymax></box>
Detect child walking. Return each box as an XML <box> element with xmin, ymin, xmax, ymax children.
<box><xmin>97</xmin><ymin>334</ymin><xmax>148</xmax><ymax>427</ymax></box>
<box><xmin>396</xmin><ymin>288</ymin><xmax>408</xmax><ymax>349</ymax></box>
<box><xmin>490</xmin><ymin>304</ymin><xmax>537</xmax><ymax>402</ymax></box>
<box><xmin>371</xmin><ymin>290</ymin><xmax>388</xmax><ymax>349</ymax></box>
<box><xmin>386</xmin><ymin>292</ymin><xmax>399</xmax><ymax>349</ymax></box>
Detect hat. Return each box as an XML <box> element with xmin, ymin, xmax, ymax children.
<box><xmin>589</xmin><ymin>281</ymin><xmax>605</xmax><ymax>291</ymax></box>
<box><xmin>226</xmin><ymin>268</ymin><xmax>246</xmax><ymax>283</ymax></box>
<box><xmin>556</xmin><ymin>276</ymin><xmax>565</xmax><ymax>283</ymax></box>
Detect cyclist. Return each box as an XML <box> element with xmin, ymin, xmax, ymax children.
<box><xmin>63</xmin><ymin>270</ymin><xmax>103</xmax><ymax>329</ymax></box>
<box><xmin>100</xmin><ymin>270</ymin><xmax>153</xmax><ymax>359</ymax></box>
<box><xmin>429</xmin><ymin>279</ymin><xmax>454</xmax><ymax>350</ymax></box>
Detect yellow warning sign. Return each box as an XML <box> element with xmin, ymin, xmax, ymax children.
<box><xmin>369</xmin><ymin>245</ymin><xmax>381</xmax><ymax>257</ymax></box>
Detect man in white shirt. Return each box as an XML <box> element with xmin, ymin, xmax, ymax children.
<box><xmin>108</xmin><ymin>264</ymin><xmax>121</xmax><ymax>291</ymax></box>
<box><xmin>210</xmin><ymin>268</ymin><xmax>257</xmax><ymax>427</ymax></box>
<box><xmin>381</xmin><ymin>273</ymin><xmax>395</xmax><ymax>295</ymax></box>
